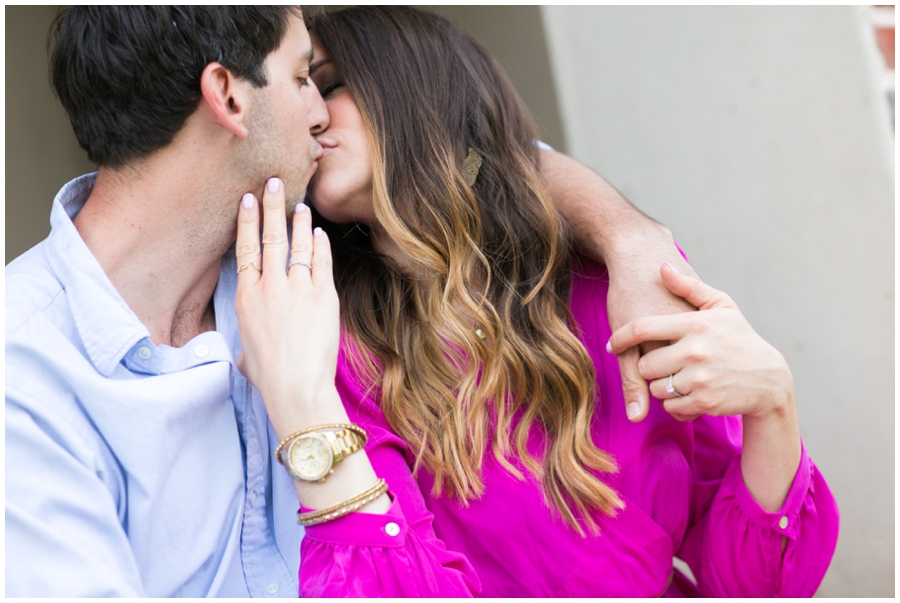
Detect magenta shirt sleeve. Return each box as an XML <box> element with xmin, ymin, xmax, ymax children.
<box><xmin>295</xmin><ymin>360</ymin><xmax>481</xmax><ymax>598</ymax></box>
<box><xmin>674</xmin><ymin>414</ymin><xmax>839</xmax><ymax>597</ymax></box>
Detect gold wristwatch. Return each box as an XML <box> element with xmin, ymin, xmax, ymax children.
<box><xmin>278</xmin><ymin>427</ymin><xmax>366</xmax><ymax>482</ymax></box>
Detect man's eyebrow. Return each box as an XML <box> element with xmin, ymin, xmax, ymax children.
<box><xmin>309</xmin><ymin>57</ymin><xmax>332</xmax><ymax>76</ymax></box>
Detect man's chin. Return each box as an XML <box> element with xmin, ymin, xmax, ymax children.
<box><xmin>285</xmin><ymin>194</ymin><xmax>309</xmax><ymax>219</ymax></box>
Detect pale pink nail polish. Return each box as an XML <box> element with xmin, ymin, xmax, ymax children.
<box><xmin>664</xmin><ymin>262</ymin><xmax>679</xmax><ymax>274</ymax></box>
<box><xmin>313</xmin><ymin>227</ymin><xmax>324</xmax><ymax>237</ymax></box>
<box><xmin>295</xmin><ymin>203</ymin><xmax>307</xmax><ymax>213</ymax></box>
<box><xmin>267</xmin><ymin>178</ymin><xmax>281</xmax><ymax>193</ymax></box>
<box><xmin>241</xmin><ymin>193</ymin><xmax>255</xmax><ymax>209</ymax></box>
<box><xmin>627</xmin><ymin>402</ymin><xmax>641</xmax><ymax>420</ymax></box>
<box><xmin>605</xmin><ymin>341</ymin><xmax>612</xmax><ymax>353</ymax></box>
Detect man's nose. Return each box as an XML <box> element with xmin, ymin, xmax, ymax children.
<box><xmin>308</xmin><ymin>82</ymin><xmax>329</xmax><ymax>135</ymax></box>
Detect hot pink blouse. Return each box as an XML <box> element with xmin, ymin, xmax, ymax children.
<box><xmin>298</xmin><ymin>259</ymin><xmax>839</xmax><ymax>597</ymax></box>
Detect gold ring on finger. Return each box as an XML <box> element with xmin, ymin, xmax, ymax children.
<box><xmin>288</xmin><ymin>260</ymin><xmax>312</xmax><ymax>272</ymax></box>
<box><xmin>237</xmin><ymin>262</ymin><xmax>262</xmax><ymax>274</ymax></box>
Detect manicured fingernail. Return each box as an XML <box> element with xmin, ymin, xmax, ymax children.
<box><xmin>605</xmin><ymin>341</ymin><xmax>612</xmax><ymax>354</ymax></box>
<box><xmin>267</xmin><ymin>178</ymin><xmax>281</xmax><ymax>193</ymax></box>
<box><xmin>295</xmin><ymin>203</ymin><xmax>307</xmax><ymax>213</ymax></box>
<box><xmin>242</xmin><ymin>193</ymin><xmax>255</xmax><ymax>209</ymax></box>
<box><xmin>313</xmin><ymin>227</ymin><xmax>324</xmax><ymax>237</ymax></box>
<box><xmin>664</xmin><ymin>262</ymin><xmax>678</xmax><ymax>274</ymax></box>
<box><xmin>627</xmin><ymin>402</ymin><xmax>641</xmax><ymax>420</ymax></box>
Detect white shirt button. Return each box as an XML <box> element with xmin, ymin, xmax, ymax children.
<box><xmin>265</xmin><ymin>583</ymin><xmax>279</xmax><ymax>595</ymax></box>
<box><xmin>194</xmin><ymin>344</ymin><xmax>210</xmax><ymax>358</ymax></box>
<box><xmin>385</xmin><ymin>522</ymin><xmax>400</xmax><ymax>537</ymax></box>
<box><xmin>778</xmin><ymin>516</ymin><xmax>789</xmax><ymax>530</ymax></box>
<box><xmin>137</xmin><ymin>346</ymin><xmax>152</xmax><ymax>360</ymax></box>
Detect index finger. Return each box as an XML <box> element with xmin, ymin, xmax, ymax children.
<box><xmin>606</xmin><ymin>312</ymin><xmax>697</xmax><ymax>355</ymax></box>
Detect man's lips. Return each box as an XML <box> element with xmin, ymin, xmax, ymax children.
<box><xmin>316</xmin><ymin>139</ymin><xmax>335</xmax><ymax>157</ymax></box>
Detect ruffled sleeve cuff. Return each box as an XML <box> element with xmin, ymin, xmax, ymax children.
<box><xmin>702</xmin><ymin>439</ymin><xmax>839</xmax><ymax>597</ymax></box>
<box><xmin>724</xmin><ymin>440</ymin><xmax>812</xmax><ymax>542</ymax></box>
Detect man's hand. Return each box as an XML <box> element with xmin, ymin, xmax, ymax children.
<box><xmin>603</xmin><ymin>228</ymin><xmax>698</xmax><ymax>421</ymax></box>
<box><xmin>538</xmin><ymin>148</ymin><xmax>699</xmax><ymax>421</ymax></box>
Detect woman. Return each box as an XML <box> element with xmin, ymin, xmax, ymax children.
<box><xmin>233</xmin><ymin>7</ymin><xmax>838</xmax><ymax>597</ymax></box>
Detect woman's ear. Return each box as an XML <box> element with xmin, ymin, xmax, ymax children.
<box><xmin>199</xmin><ymin>62</ymin><xmax>250</xmax><ymax>139</ymax></box>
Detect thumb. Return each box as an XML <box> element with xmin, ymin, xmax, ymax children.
<box><xmin>660</xmin><ymin>263</ymin><xmax>734</xmax><ymax>311</ymax></box>
<box><xmin>617</xmin><ymin>346</ymin><xmax>649</xmax><ymax>422</ymax></box>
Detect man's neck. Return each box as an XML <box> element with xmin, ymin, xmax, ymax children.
<box><xmin>75</xmin><ymin>157</ymin><xmax>241</xmax><ymax>348</ymax></box>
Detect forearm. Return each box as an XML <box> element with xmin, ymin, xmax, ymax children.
<box><xmin>740</xmin><ymin>388</ymin><xmax>802</xmax><ymax>513</ymax></box>
<box><xmin>539</xmin><ymin>148</ymin><xmax>695</xmax><ymax>278</ymax></box>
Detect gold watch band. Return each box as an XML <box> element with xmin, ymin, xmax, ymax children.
<box><xmin>328</xmin><ymin>428</ymin><xmax>366</xmax><ymax>464</ymax></box>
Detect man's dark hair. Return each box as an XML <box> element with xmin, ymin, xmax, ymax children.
<box><xmin>49</xmin><ymin>6</ymin><xmax>318</xmax><ymax>168</ymax></box>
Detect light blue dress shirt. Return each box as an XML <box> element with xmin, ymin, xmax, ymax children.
<box><xmin>6</xmin><ymin>174</ymin><xmax>304</xmax><ymax>597</ymax></box>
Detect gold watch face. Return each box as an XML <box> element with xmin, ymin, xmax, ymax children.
<box><xmin>288</xmin><ymin>434</ymin><xmax>334</xmax><ymax>481</ymax></box>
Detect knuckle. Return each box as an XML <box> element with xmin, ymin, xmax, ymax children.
<box><xmin>636</xmin><ymin>357</ymin><xmax>651</xmax><ymax>379</ymax></box>
<box><xmin>631</xmin><ymin>319</ymin><xmax>650</xmax><ymax>341</ymax></box>
<box><xmin>263</xmin><ymin>193</ymin><xmax>284</xmax><ymax>209</ymax></box>
<box><xmin>235</xmin><ymin>241</ymin><xmax>259</xmax><ymax>258</ymax></box>
<box><xmin>292</xmin><ymin>239</ymin><xmax>312</xmax><ymax>253</ymax></box>
<box><xmin>692</xmin><ymin>369</ymin><xmax>710</xmax><ymax>388</ymax></box>
<box><xmin>695</xmin><ymin>398</ymin><xmax>715</xmax><ymax>414</ymax></box>
<box><xmin>686</xmin><ymin>344</ymin><xmax>706</xmax><ymax>363</ymax></box>
<box><xmin>261</xmin><ymin>232</ymin><xmax>287</xmax><ymax>246</ymax></box>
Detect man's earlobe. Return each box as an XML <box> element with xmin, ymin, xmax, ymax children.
<box><xmin>200</xmin><ymin>63</ymin><xmax>249</xmax><ymax>139</ymax></box>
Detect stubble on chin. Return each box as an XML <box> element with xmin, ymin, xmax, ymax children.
<box><xmin>285</xmin><ymin>139</ymin><xmax>321</xmax><ymax>216</ymax></box>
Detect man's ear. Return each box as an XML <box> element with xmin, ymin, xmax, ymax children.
<box><xmin>200</xmin><ymin>62</ymin><xmax>250</xmax><ymax>139</ymax></box>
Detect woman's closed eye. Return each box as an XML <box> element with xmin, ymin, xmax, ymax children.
<box><xmin>319</xmin><ymin>78</ymin><xmax>344</xmax><ymax>98</ymax></box>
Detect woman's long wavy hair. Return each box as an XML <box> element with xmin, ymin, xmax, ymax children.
<box><xmin>312</xmin><ymin>7</ymin><xmax>623</xmax><ymax>533</ymax></box>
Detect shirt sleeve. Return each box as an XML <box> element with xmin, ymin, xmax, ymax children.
<box><xmin>296</xmin><ymin>386</ymin><xmax>481</xmax><ymax>597</ymax></box>
<box><xmin>6</xmin><ymin>391</ymin><xmax>145</xmax><ymax>597</ymax></box>
<box><xmin>676</xmin><ymin>415</ymin><xmax>839</xmax><ymax>597</ymax></box>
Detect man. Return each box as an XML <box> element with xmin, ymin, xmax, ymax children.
<box><xmin>6</xmin><ymin>6</ymin><xmax>693</xmax><ymax>597</ymax></box>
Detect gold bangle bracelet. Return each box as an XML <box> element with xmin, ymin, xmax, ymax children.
<box><xmin>274</xmin><ymin>423</ymin><xmax>368</xmax><ymax>465</ymax></box>
<box><xmin>297</xmin><ymin>478</ymin><xmax>388</xmax><ymax>526</ymax></box>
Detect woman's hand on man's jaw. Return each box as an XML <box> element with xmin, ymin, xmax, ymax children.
<box><xmin>233</xmin><ymin>177</ymin><xmax>348</xmax><ymax>440</ymax></box>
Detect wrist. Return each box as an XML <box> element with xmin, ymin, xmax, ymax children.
<box><xmin>262</xmin><ymin>387</ymin><xmax>349</xmax><ymax>441</ymax></box>
<box><xmin>601</xmin><ymin>219</ymin><xmax>673</xmax><ymax>270</ymax></box>
<box><xmin>743</xmin><ymin>384</ymin><xmax>795</xmax><ymax>427</ymax></box>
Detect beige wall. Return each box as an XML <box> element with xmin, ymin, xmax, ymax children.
<box><xmin>542</xmin><ymin>5</ymin><xmax>894</xmax><ymax>596</ymax></box>
<box><xmin>5</xmin><ymin>6</ymin><xmax>94</xmax><ymax>263</ymax></box>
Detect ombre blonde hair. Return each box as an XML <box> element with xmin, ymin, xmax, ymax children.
<box><xmin>312</xmin><ymin>7</ymin><xmax>623</xmax><ymax>533</ymax></box>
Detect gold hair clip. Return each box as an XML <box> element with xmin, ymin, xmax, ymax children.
<box><xmin>463</xmin><ymin>148</ymin><xmax>483</xmax><ymax>187</ymax></box>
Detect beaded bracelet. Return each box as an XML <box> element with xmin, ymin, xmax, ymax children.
<box><xmin>297</xmin><ymin>478</ymin><xmax>388</xmax><ymax>526</ymax></box>
<box><xmin>274</xmin><ymin>423</ymin><xmax>368</xmax><ymax>465</ymax></box>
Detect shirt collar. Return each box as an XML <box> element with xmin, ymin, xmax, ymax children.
<box><xmin>44</xmin><ymin>174</ymin><xmax>152</xmax><ymax>377</ymax></box>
